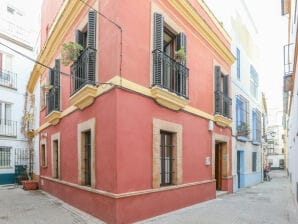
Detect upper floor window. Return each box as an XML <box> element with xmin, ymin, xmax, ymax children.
<box><xmin>236</xmin><ymin>48</ymin><xmax>240</xmax><ymax>80</ymax></box>
<box><xmin>236</xmin><ymin>95</ymin><xmax>249</xmax><ymax>139</ymax></box>
<box><xmin>70</xmin><ymin>10</ymin><xmax>97</xmax><ymax>94</ymax></box>
<box><xmin>250</xmin><ymin>65</ymin><xmax>259</xmax><ymax>99</ymax></box>
<box><xmin>0</xmin><ymin>53</ymin><xmax>17</xmax><ymax>89</ymax></box>
<box><xmin>0</xmin><ymin>102</ymin><xmax>16</xmax><ymax>137</ymax></box>
<box><xmin>252</xmin><ymin>109</ymin><xmax>261</xmax><ymax>144</ymax></box>
<box><xmin>47</xmin><ymin>59</ymin><xmax>60</xmax><ymax>115</ymax></box>
<box><xmin>214</xmin><ymin>66</ymin><xmax>231</xmax><ymax>118</ymax></box>
<box><xmin>152</xmin><ymin>12</ymin><xmax>189</xmax><ymax>98</ymax></box>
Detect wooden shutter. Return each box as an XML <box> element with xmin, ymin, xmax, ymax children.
<box><xmin>176</xmin><ymin>32</ymin><xmax>187</xmax><ymax>96</ymax></box>
<box><xmin>87</xmin><ymin>10</ymin><xmax>97</xmax><ymax>83</ymax></box>
<box><xmin>87</xmin><ymin>10</ymin><xmax>97</xmax><ymax>49</ymax></box>
<box><xmin>153</xmin><ymin>12</ymin><xmax>164</xmax><ymax>86</ymax></box>
<box><xmin>214</xmin><ymin>66</ymin><xmax>222</xmax><ymax>114</ymax></box>
<box><xmin>223</xmin><ymin>75</ymin><xmax>229</xmax><ymax>117</ymax></box>
<box><xmin>54</xmin><ymin>59</ymin><xmax>60</xmax><ymax>110</ymax></box>
<box><xmin>75</xmin><ymin>30</ymin><xmax>84</xmax><ymax>46</ymax></box>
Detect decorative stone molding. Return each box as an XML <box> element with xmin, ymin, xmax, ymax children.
<box><xmin>151</xmin><ymin>87</ymin><xmax>188</xmax><ymax>111</ymax></box>
<box><xmin>214</xmin><ymin>114</ymin><xmax>232</xmax><ymax>128</ymax></box>
<box><xmin>69</xmin><ymin>84</ymin><xmax>97</xmax><ymax>110</ymax></box>
<box><xmin>45</xmin><ymin>111</ymin><xmax>62</xmax><ymax>125</ymax></box>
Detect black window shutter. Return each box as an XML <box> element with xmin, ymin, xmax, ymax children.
<box><xmin>153</xmin><ymin>12</ymin><xmax>164</xmax><ymax>86</ymax></box>
<box><xmin>49</xmin><ymin>68</ymin><xmax>55</xmax><ymax>86</ymax></box>
<box><xmin>223</xmin><ymin>75</ymin><xmax>229</xmax><ymax>117</ymax></box>
<box><xmin>214</xmin><ymin>66</ymin><xmax>222</xmax><ymax>114</ymax></box>
<box><xmin>87</xmin><ymin>10</ymin><xmax>97</xmax><ymax>84</ymax></box>
<box><xmin>54</xmin><ymin>59</ymin><xmax>60</xmax><ymax>110</ymax></box>
<box><xmin>75</xmin><ymin>30</ymin><xmax>84</xmax><ymax>46</ymax></box>
<box><xmin>87</xmin><ymin>10</ymin><xmax>97</xmax><ymax>49</ymax></box>
<box><xmin>176</xmin><ymin>32</ymin><xmax>187</xmax><ymax>96</ymax></box>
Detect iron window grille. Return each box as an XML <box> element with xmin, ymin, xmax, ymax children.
<box><xmin>160</xmin><ymin>131</ymin><xmax>174</xmax><ymax>186</ymax></box>
<box><xmin>0</xmin><ymin>147</ymin><xmax>11</xmax><ymax>167</ymax></box>
<box><xmin>0</xmin><ymin>69</ymin><xmax>17</xmax><ymax>89</ymax></box>
<box><xmin>236</xmin><ymin>95</ymin><xmax>249</xmax><ymax>137</ymax></box>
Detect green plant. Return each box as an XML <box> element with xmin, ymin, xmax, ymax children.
<box><xmin>174</xmin><ymin>47</ymin><xmax>186</xmax><ymax>62</ymax></box>
<box><xmin>237</xmin><ymin>122</ymin><xmax>250</xmax><ymax>136</ymax></box>
<box><xmin>61</xmin><ymin>42</ymin><xmax>83</xmax><ymax>66</ymax></box>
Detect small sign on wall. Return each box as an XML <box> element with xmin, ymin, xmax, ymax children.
<box><xmin>205</xmin><ymin>156</ymin><xmax>211</xmax><ymax>165</ymax></box>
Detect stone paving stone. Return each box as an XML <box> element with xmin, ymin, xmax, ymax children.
<box><xmin>0</xmin><ymin>185</ymin><xmax>104</xmax><ymax>224</ymax></box>
<box><xmin>137</xmin><ymin>170</ymin><xmax>298</xmax><ymax>224</ymax></box>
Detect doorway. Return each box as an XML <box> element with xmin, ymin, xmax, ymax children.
<box><xmin>215</xmin><ymin>142</ymin><xmax>223</xmax><ymax>190</ymax></box>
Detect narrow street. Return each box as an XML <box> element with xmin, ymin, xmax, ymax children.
<box><xmin>0</xmin><ymin>170</ymin><xmax>297</xmax><ymax>224</ymax></box>
<box><xmin>139</xmin><ymin>170</ymin><xmax>298</xmax><ymax>224</ymax></box>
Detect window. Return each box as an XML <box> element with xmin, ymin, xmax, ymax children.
<box><xmin>236</xmin><ymin>48</ymin><xmax>240</xmax><ymax>80</ymax></box>
<box><xmin>252</xmin><ymin>152</ymin><xmax>257</xmax><ymax>172</ymax></box>
<box><xmin>78</xmin><ymin>118</ymin><xmax>95</xmax><ymax>187</ymax></box>
<box><xmin>160</xmin><ymin>131</ymin><xmax>173</xmax><ymax>186</ymax></box>
<box><xmin>0</xmin><ymin>147</ymin><xmax>11</xmax><ymax>167</ymax></box>
<box><xmin>152</xmin><ymin>118</ymin><xmax>182</xmax><ymax>188</ymax></box>
<box><xmin>252</xmin><ymin>109</ymin><xmax>261</xmax><ymax>143</ymax></box>
<box><xmin>71</xmin><ymin>10</ymin><xmax>97</xmax><ymax>94</ymax></box>
<box><xmin>250</xmin><ymin>65</ymin><xmax>259</xmax><ymax>98</ymax></box>
<box><xmin>214</xmin><ymin>66</ymin><xmax>231</xmax><ymax>118</ymax></box>
<box><xmin>83</xmin><ymin>130</ymin><xmax>91</xmax><ymax>186</ymax></box>
<box><xmin>152</xmin><ymin>12</ymin><xmax>188</xmax><ymax>98</ymax></box>
<box><xmin>52</xmin><ymin>139</ymin><xmax>59</xmax><ymax>178</ymax></box>
<box><xmin>236</xmin><ymin>95</ymin><xmax>249</xmax><ymax>138</ymax></box>
<box><xmin>47</xmin><ymin>59</ymin><xmax>60</xmax><ymax>114</ymax></box>
<box><xmin>41</xmin><ymin>144</ymin><xmax>47</xmax><ymax>167</ymax></box>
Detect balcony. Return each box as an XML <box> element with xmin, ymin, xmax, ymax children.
<box><xmin>70</xmin><ymin>47</ymin><xmax>96</xmax><ymax>95</ymax></box>
<box><xmin>283</xmin><ymin>43</ymin><xmax>294</xmax><ymax>92</ymax></box>
<box><xmin>0</xmin><ymin>69</ymin><xmax>17</xmax><ymax>89</ymax></box>
<box><xmin>152</xmin><ymin>49</ymin><xmax>189</xmax><ymax>98</ymax></box>
<box><xmin>215</xmin><ymin>90</ymin><xmax>232</xmax><ymax>118</ymax></box>
<box><xmin>0</xmin><ymin>120</ymin><xmax>17</xmax><ymax>137</ymax></box>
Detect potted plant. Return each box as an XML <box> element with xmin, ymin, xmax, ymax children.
<box><xmin>42</xmin><ymin>83</ymin><xmax>53</xmax><ymax>94</ymax></box>
<box><xmin>61</xmin><ymin>41</ymin><xmax>83</xmax><ymax>66</ymax></box>
<box><xmin>174</xmin><ymin>47</ymin><xmax>186</xmax><ymax>63</ymax></box>
<box><xmin>237</xmin><ymin>122</ymin><xmax>250</xmax><ymax>136</ymax></box>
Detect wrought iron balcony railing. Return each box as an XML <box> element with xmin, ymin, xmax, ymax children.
<box><xmin>70</xmin><ymin>47</ymin><xmax>96</xmax><ymax>95</ymax></box>
<box><xmin>215</xmin><ymin>90</ymin><xmax>232</xmax><ymax>118</ymax></box>
<box><xmin>0</xmin><ymin>69</ymin><xmax>17</xmax><ymax>89</ymax></box>
<box><xmin>152</xmin><ymin>49</ymin><xmax>189</xmax><ymax>98</ymax></box>
<box><xmin>47</xmin><ymin>86</ymin><xmax>60</xmax><ymax>115</ymax></box>
<box><xmin>0</xmin><ymin>119</ymin><xmax>17</xmax><ymax>137</ymax></box>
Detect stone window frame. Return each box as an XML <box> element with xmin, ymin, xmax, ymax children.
<box><xmin>152</xmin><ymin>118</ymin><xmax>182</xmax><ymax>188</ymax></box>
<box><xmin>51</xmin><ymin>132</ymin><xmax>60</xmax><ymax>178</ymax></box>
<box><xmin>40</xmin><ymin>138</ymin><xmax>47</xmax><ymax>168</ymax></box>
<box><xmin>77</xmin><ymin>118</ymin><xmax>96</xmax><ymax>187</ymax></box>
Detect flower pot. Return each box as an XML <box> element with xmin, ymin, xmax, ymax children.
<box><xmin>22</xmin><ymin>180</ymin><xmax>39</xmax><ymax>190</ymax></box>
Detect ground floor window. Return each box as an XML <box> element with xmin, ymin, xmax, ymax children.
<box><xmin>83</xmin><ymin>130</ymin><xmax>91</xmax><ymax>186</ymax></box>
<box><xmin>0</xmin><ymin>147</ymin><xmax>11</xmax><ymax>167</ymax></box>
<box><xmin>41</xmin><ymin>144</ymin><xmax>47</xmax><ymax>167</ymax></box>
<box><xmin>252</xmin><ymin>152</ymin><xmax>257</xmax><ymax>172</ymax></box>
<box><xmin>160</xmin><ymin>131</ymin><xmax>174</xmax><ymax>186</ymax></box>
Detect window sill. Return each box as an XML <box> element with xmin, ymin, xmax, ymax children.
<box><xmin>237</xmin><ymin>136</ymin><xmax>249</xmax><ymax>142</ymax></box>
<box><xmin>45</xmin><ymin>111</ymin><xmax>62</xmax><ymax>125</ymax></box>
<box><xmin>151</xmin><ymin>86</ymin><xmax>188</xmax><ymax>111</ymax></box>
<box><xmin>69</xmin><ymin>84</ymin><xmax>97</xmax><ymax>110</ymax></box>
<box><xmin>252</xmin><ymin>141</ymin><xmax>261</xmax><ymax>146</ymax></box>
<box><xmin>214</xmin><ymin>114</ymin><xmax>232</xmax><ymax>128</ymax></box>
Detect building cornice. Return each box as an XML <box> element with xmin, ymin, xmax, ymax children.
<box><xmin>167</xmin><ymin>0</ymin><xmax>235</xmax><ymax>65</ymax></box>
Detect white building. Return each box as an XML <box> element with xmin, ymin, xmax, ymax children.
<box><xmin>283</xmin><ymin>0</ymin><xmax>298</xmax><ymax>205</ymax></box>
<box><xmin>204</xmin><ymin>0</ymin><xmax>263</xmax><ymax>191</ymax></box>
<box><xmin>0</xmin><ymin>1</ymin><xmax>40</xmax><ymax>184</ymax></box>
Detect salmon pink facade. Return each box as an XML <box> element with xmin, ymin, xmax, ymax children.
<box><xmin>28</xmin><ymin>0</ymin><xmax>235</xmax><ymax>223</ymax></box>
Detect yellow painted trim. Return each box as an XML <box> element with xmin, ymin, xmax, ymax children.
<box><xmin>27</xmin><ymin>0</ymin><xmax>86</xmax><ymax>93</ymax></box>
<box><xmin>195</xmin><ymin>0</ymin><xmax>231</xmax><ymax>42</ymax></box>
<box><xmin>69</xmin><ymin>85</ymin><xmax>98</xmax><ymax>110</ymax></box>
<box><xmin>45</xmin><ymin>111</ymin><xmax>62</xmax><ymax>125</ymax></box>
<box><xmin>33</xmin><ymin>76</ymin><xmax>231</xmax><ymax>134</ymax></box>
<box><xmin>167</xmin><ymin>0</ymin><xmax>235</xmax><ymax>65</ymax></box>
<box><xmin>151</xmin><ymin>87</ymin><xmax>189</xmax><ymax>110</ymax></box>
<box><xmin>214</xmin><ymin>114</ymin><xmax>232</xmax><ymax>128</ymax></box>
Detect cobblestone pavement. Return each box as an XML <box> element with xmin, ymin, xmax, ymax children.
<box><xmin>1</xmin><ymin>171</ymin><xmax>297</xmax><ymax>224</ymax></box>
<box><xmin>0</xmin><ymin>185</ymin><xmax>104</xmax><ymax>224</ymax></box>
<box><xmin>138</xmin><ymin>170</ymin><xmax>298</xmax><ymax>224</ymax></box>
